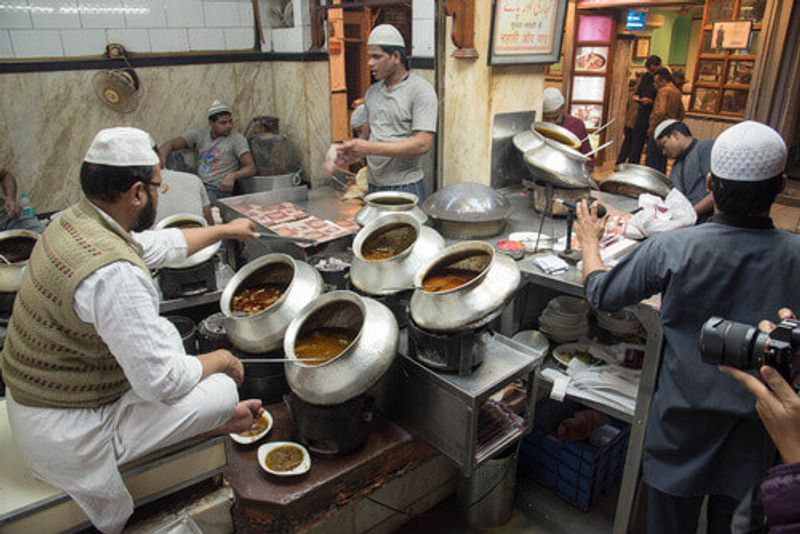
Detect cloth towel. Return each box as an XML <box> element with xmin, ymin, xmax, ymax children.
<box><xmin>533</xmin><ymin>254</ymin><xmax>570</xmax><ymax>275</ymax></box>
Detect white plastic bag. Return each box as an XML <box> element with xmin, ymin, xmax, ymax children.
<box><xmin>624</xmin><ymin>189</ymin><xmax>697</xmax><ymax>239</ymax></box>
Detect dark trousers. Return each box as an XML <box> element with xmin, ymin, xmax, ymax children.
<box><xmin>645</xmin><ymin>137</ymin><xmax>668</xmax><ymax>173</ymax></box>
<box><xmin>616</xmin><ymin>126</ymin><xmax>633</xmax><ymax>164</ymax></box>
<box><xmin>648</xmin><ymin>485</ymin><xmax>740</xmax><ymax>534</ymax></box>
<box><xmin>627</xmin><ymin>106</ymin><xmax>652</xmax><ymax>164</ymax></box>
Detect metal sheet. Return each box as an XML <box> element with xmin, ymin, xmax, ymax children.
<box><xmin>491</xmin><ymin>110</ymin><xmax>537</xmax><ymax>189</ymax></box>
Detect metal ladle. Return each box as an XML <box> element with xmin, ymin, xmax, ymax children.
<box><xmin>586</xmin><ymin>139</ymin><xmax>615</xmax><ymax>159</ymax></box>
<box><xmin>580</xmin><ymin>118</ymin><xmax>616</xmax><ymax>143</ymax></box>
<box><xmin>0</xmin><ymin>254</ymin><xmax>13</xmax><ymax>265</ymax></box>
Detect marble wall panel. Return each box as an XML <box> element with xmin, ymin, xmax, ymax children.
<box><xmin>0</xmin><ymin>60</ymin><xmax>332</xmax><ymax>212</ymax></box>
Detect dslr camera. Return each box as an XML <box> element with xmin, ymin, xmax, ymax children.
<box><xmin>700</xmin><ymin>317</ymin><xmax>799</xmax><ymax>383</ymax></box>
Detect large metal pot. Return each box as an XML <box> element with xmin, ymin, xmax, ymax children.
<box><xmin>220</xmin><ymin>253</ymin><xmax>324</xmax><ymax>353</ymax></box>
<box><xmin>0</xmin><ymin>229</ymin><xmax>39</xmax><ymax>292</ymax></box>
<box><xmin>512</xmin><ymin>130</ymin><xmax>546</xmax><ymax>154</ymax></box>
<box><xmin>155</xmin><ymin>213</ymin><xmax>220</xmax><ymax>269</ymax></box>
<box><xmin>599</xmin><ymin>164</ymin><xmax>671</xmax><ymax>198</ymax></box>
<box><xmin>531</xmin><ymin>121</ymin><xmax>582</xmax><ymax>149</ymax></box>
<box><xmin>355</xmin><ymin>191</ymin><xmax>428</xmax><ymax>227</ymax></box>
<box><xmin>422</xmin><ymin>183</ymin><xmax>512</xmax><ymax>239</ymax></box>
<box><xmin>410</xmin><ymin>241</ymin><xmax>521</xmax><ymax>332</ymax></box>
<box><xmin>284</xmin><ymin>290</ymin><xmax>399</xmax><ymax>405</ymax></box>
<box><xmin>350</xmin><ymin>213</ymin><xmax>445</xmax><ymax>296</ymax></box>
<box><xmin>523</xmin><ymin>138</ymin><xmax>592</xmax><ymax>189</ymax></box>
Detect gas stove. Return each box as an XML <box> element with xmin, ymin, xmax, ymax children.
<box><xmin>286</xmin><ymin>392</ymin><xmax>374</xmax><ymax>457</ymax></box>
<box><xmin>158</xmin><ymin>259</ymin><xmax>217</xmax><ymax>300</ymax></box>
<box><xmin>407</xmin><ymin>319</ymin><xmax>493</xmax><ymax>377</ymax></box>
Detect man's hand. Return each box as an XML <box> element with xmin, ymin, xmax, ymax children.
<box><xmin>575</xmin><ymin>200</ymin><xmax>608</xmax><ymax>248</ymax></box>
<box><xmin>721</xmin><ymin>308</ymin><xmax>800</xmax><ymax>464</ymax></box>
<box><xmin>4</xmin><ymin>198</ymin><xmax>21</xmax><ymax>218</ymax></box>
<box><xmin>198</xmin><ymin>349</ymin><xmax>245</xmax><ymax>386</ymax></box>
<box><xmin>222</xmin><ymin>217</ymin><xmax>258</xmax><ymax>241</ymax></box>
<box><xmin>219</xmin><ymin>173</ymin><xmax>237</xmax><ymax>192</ymax></box>
<box><xmin>335</xmin><ymin>139</ymin><xmax>371</xmax><ymax>166</ymax></box>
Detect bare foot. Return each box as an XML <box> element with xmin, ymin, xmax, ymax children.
<box><xmin>218</xmin><ymin>399</ymin><xmax>263</xmax><ymax>435</ymax></box>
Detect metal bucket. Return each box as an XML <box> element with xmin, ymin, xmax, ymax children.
<box><xmin>236</xmin><ymin>172</ymin><xmax>302</xmax><ymax>194</ymax></box>
<box><xmin>457</xmin><ymin>444</ymin><xmax>519</xmax><ymax>529</ymax></box>
<box><xmin>165</xmin><ymin>315</ymin><xmax>198</xmax><ymax>355</ymax></box>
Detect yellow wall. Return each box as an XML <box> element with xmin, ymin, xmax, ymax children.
<box><xmin>0</xmin><ymin>61</ymin><xmax>331</xmax><ymax>212</ymax></box>
<box><xmin>441</xmin><ymin>0</ymin><xmax>546</xmax><ymax>187</ymax></box>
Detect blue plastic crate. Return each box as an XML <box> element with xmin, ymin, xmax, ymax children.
<box><xmin>518</xmin><ymin>398</ymin><xmax>630</xmax><ymax>511</ymax></box>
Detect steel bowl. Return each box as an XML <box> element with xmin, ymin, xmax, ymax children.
<box><xmin>409</xmin><ymin>241</ymin><xmax>521</xmax><ymax>332</ymax></box>
<box><xmin>355</xmin><ymin>191</ymin><xmax>428</xmax><ymax>227</ymax></box>
<box><xmin>220</xmin><ymin>253</ymin><xmax>324</xmax><ymax>353</ymax></box>
<box><xmin>0</xmin><ymin>229</ymin><xmax>39</xmax><ymax>292</ymax></box>
<box><xmin>284</xmin><ymin>290</ymin><xmax>399</xmax><ymax>405</ymax></box>
<box><xmin>600</xmin><ymin>164</ymin><xmax>672</xmax><ymax>198</ymax></box>
<box><xmin>155</xmin><ymin>213</ymin><xmax>220</xmax><ymax>269</ymax></box>
<box><xmin>350</xmin><ymin>213</ymin><xmax>445</xmax><ymax>296</ymax></box>
<box><xmin>523</xmin><ymin>138</ymin><xmax>592</xmax><ymax>189</ymax></box>
<box><xmin>531</xmin><ymin>121</ymin><xmax>582</xmax><ymax>149</ymax></box>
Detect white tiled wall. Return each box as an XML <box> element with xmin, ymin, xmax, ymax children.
<box><xmin>0</xmin><ymin>0</ymin><xmax>257</xmax><ymax>59</ymax></box>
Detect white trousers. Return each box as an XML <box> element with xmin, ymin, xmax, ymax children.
<box><xmin>6</xmin><ymin>374</ymin><xmax>238</xmax><ymax>534</ymax></box>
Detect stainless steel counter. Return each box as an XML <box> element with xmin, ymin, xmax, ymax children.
<box><xmin>158</xmin><ymin>262</ymin><xmax>235</xmax><ymax>314</ymax></box>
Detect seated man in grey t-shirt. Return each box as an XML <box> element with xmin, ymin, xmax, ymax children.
<box><xmin>159</xmin><ymin>101</ymin><xmax>256</xmax><ymax>204</ymax></box>
<box><xmin>336</xmin><ymin>25</ymin><xmax>437</xmax><ymax>202</ymax></box>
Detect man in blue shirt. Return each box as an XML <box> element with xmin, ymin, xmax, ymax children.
<box><xmin>654</xmin><ymin>119</ymin><xmax>715</xmax><ymax>222</ymax></box>
<box><xmin>575</xmin><ymin>121</ymin><xmax>798</xmax><ymax>534</ymax></box>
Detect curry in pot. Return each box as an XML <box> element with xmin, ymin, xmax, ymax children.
<box><xmin>231</xmin><ymin>285</ymin><xmax>284</xmax><ymax>314</ymax></box>
<box><xmin>363</xmin><ymin>246</ymin><xmax>399</xmax><ymax>261</ymax></box>
<box><xmin>0</xmin><ymin>237</ymin><xmax>36</xmax><ymax>264</ymax></box>
<box><xmin>421</xmin><ymin>269</ymin><xmax>480</xmax><ymax>293</ymax></box>
<box><xmin>534</xmin><ymin>126</ymin><xmax>580</xmax><ymax>149</ymax></box>
<box><xmin>265</xmin><ymin>445</ymin><xmax>304</xmax><ymax>472</ymax></box>
<box><xmin>294</xmin><ymin>327</ymin><xmax>355</xmax><ymax>365</ymax></box>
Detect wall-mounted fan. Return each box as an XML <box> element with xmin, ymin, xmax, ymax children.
<box><xmin>92</xmin><ymin>44</ymin><xmax>143</xmax><ymax>114</ymax></box>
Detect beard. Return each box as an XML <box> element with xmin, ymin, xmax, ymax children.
<box><xmin>132</xmin><ymin>188</ymin><xmax>157</xmax><ymax>232</ymax></box>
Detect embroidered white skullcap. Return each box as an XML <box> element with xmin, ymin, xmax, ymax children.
<box><xmin>542</xmin><ymin>87</ymin><xmax>565</xmax><ymax>113</ymax></box>
<box><xmin>367</xmin><ymin>24</ymin><xmax>405</xmax><ymax>48</ymax></box>
<box><xmin>207</xmin><ymin>100</ymin><xmax>230</xmax><ymax>117</ymax></box>
<box><xmin>711</xmin><ymin>121</ymin><xmax>787</xmax><ymax>182</ymax></box>
<box><xmin>350</xmin><ymin>104</ymin><xmax>368</xmax><ymax>128</ymax></box>
<box><xmin>654</xmin><ymin>119</ymin><xmax>680</xmax><ymax>140</ymax></box>
<box><xmin>83</xmin><ymin>127</ymin><xmax>159</xmax><ymax>167</ymax></box>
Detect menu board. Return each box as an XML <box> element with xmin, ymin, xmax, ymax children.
<box><xmin>572</xmin><ymin>76</ymin><xmax>606</xmax><ymax>102</ymax></box>
<box><xmin>489</xmin><ymin>0</ymin><xmax>568</xmax><ymax>65</ymax></box>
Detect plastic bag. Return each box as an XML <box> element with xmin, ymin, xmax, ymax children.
<box><xmin>624</xmin><ymin>189</ymin><xmax>697</xmax><ymax>239</ymax></box>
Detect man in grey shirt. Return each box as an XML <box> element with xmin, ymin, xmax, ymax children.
<box><xmin>654</xmin><ymin>119</ymin><xmax>714</xmax><ymax>222</ymax></box>
<box><xmin>337</xmin><ymin>24</ymin><xmax>437</xmax><ymax>202</ymax></box>
<box><xmin>159</xmin><ymin>101</ymin><xmax>256</xmax><ymax>204</ymax></box>
<box><xmin>156</xmin><ymin>169</ymin><xmax>212</xmax><ymax>225</ymax></box>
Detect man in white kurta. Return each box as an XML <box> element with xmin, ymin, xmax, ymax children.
<box><xmin>1</xmin><ymin>128</ymin><xmax>262</xmax><ymax>533</ymax></box>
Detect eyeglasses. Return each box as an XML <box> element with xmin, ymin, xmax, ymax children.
<box><xmin>145</xmin><ymin>181</ymin><xmax>168</xmax><ymax>193</ymax></box>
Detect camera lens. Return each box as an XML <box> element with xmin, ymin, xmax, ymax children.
<box><xmin>699</xmin><ymin>317</ymin><xmax>761</xmax><ymax>369</ymax></box>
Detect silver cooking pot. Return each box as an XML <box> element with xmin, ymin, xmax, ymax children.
<box><xmin>512</xmin><ymin>129</ymin><xmax>546</xmax><ymax>154</ymax></box>
<box><xmin>600</xmin><ymin>164</ymin><xmax>671</xmax><ymax>198</ymax></box>
<box><xmin>409</xmin><ymin>241</ymin><xmax>521</xmax><ymax>332</ymax></box>
<box><xmin>350</xmin><ymin>213</ymin><xmax>445</xmax><ymax>296</ymax></box>
<box><xmin>220</xmin><ymin>253</ymin><xmax>324</xmax><ymax>353</ymax></box>
<box><xmin>284</xmin><ymin>290</ymin><xmax>399</xmax><ymax>405</ymax></box>
<box><xmin>0</xmin><ymin>229</ymin><xmax>39</xmax><ymax>292</ymax></box>
<box><xmin>531</xmin><ymin>121</ymin><xmax>582</xmax><ymax>149</ymax></box>
<box><xmin>155</xmin><ymin>213</ymin><xmax>220</xmax><ymax>269</ymax></box>
<box><xmin>355</xmin><ymin>191</ymin><xmax>428</xmax><ymax>227</ymax></box>
<box><xmin>523</xmin><ymin>138</ymin><xmax>593</xmax><ymax>189</ymax></box>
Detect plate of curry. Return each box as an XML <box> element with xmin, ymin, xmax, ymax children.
<box><xmin>230</xmin><ymin>285</ymin><xmax>286</xmax><ymax>315</ymax></box>
<box><xmin>258</xmin><ymin>441</ymin><xmax>311</xmax><ymax>476</ymax></box>
<box><xmin>293</xmin><ymin>327</ymin><xmax>356</xmax><ymax>366</ymax></box>
<box><xmin>229</xmin><ymin>409</ymin><xmax>273</xmax><ymax>445</ymax></box>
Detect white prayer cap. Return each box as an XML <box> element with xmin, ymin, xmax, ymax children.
<box><xmin>367</xmin><ymin>24</ymin><xmax>405</xmax><ymax>48</ymax></box>
<box><xmin>207</xmin><ymin>100</ymin><xmax>230</xmax><ymax>117</ymax></box>
<box><xmin>83</xmin><ymin>127</ymin><xmax>159</xmax><ymax>167</ymax></box>
<box><xmin>542</xmin><ymin>87</ymin><xmax>565</xmax><ymax>113</ymax></box>
<box><xmin>711</xmin><ymin>121</ymin><xmax>787</xmax><ymax>182</ymax></box>
<box><xmin>350</xmin><ymin>104</ymin><xmax>367</xmax><ymax>128</ymax></box>
<box><xmin>654</xmin><ymin>119</ymin><xmax>680</xmax><ymax>140</ymax></box>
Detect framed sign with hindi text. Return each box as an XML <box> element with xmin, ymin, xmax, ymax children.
<box><xmin>488</xmin><ymin>0</ymin><xmax>569</xmax><ymax>65</ymax></box>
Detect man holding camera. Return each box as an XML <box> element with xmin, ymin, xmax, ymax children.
<box><xmin>574</xmin><ymin>121</ymin><xmax>800</xmax><ymax>534</ymax></box>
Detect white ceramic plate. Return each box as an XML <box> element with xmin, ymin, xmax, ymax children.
<box><xmin>229</xmin><ymin>409</ymin><xmax>273</xmax><ymax>445</ymax></box>
<box><xmin>257</xmin><ymin>441</ymin><xmax>311</xmax><ymax>477</ymax></box>
<box><xmin>552</xmin><ymin>343</ymin><xmax>605</xmax><ymax>368</ymax></box>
